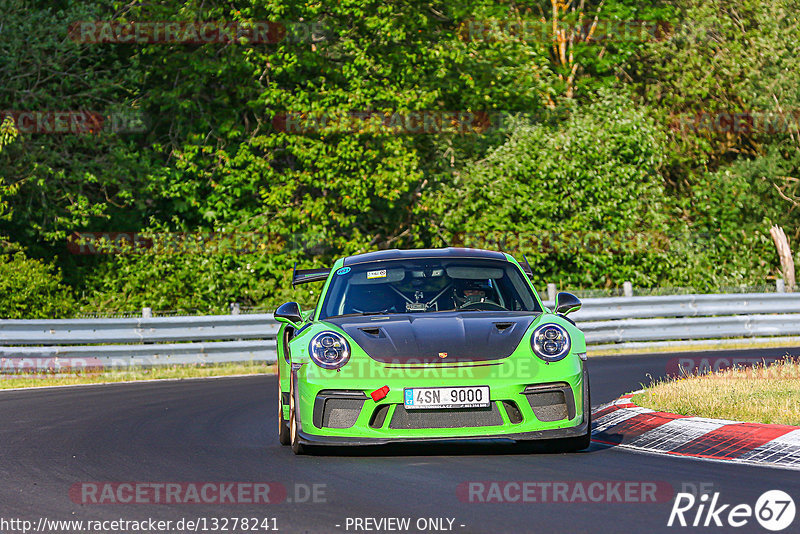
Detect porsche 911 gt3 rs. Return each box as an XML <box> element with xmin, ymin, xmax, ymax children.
<box><xmin>274</xmin><ymin>248</ymin><xmax>590</xmax><ymax>454</ymax></box>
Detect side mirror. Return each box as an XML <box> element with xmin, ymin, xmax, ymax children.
<box><xmin>275</xmin><ymin>301</ymin><xmax>303</xmax><ymax>326</ymax></box>
<box><xmin>555</xmin><ymin>292</ymin><xmax>581</xmax><ymax>316</ymax></box>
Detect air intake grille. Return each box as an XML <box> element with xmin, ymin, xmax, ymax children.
<box><xmin>523</xmin><ymin>383</ymin><xmax>575</xmax><ymax>422</ymax></box>
<box><xmin>314</xmin><ymin>390</ymin><xmax>366</xmax><ymax>429</ymax></box>
<box><xmin>501</xmin><ymin>400</ymin><xmax>523</xmax><ymax>424</ymax></box>
<box><xmin>526</xmin><ymin>391</ymin><xmax>568</xmax><ymax>422</ymax></box>
<box><xmin>370</xmin><ymin>404</ymin><xmax>390</xmax><ymax>429</ymax></box>
<box><xmin>389</xmin><ymin>402</ymin><xmax>503</xmax><ymax>429</ymax></box>
<box><xmin>321</xmin><ymin>398</ymin><xmax>363</xmax><ymax>428</ymax></box>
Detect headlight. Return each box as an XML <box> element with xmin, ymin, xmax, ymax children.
<box><xmin>531</xmin><ymin>324</ymin><xmax>571</xmax><ymax>362</ymax></box>
<box><xmin>309</xmin><ymin>331</ymin><xmax>351</xmax><ymax>370</ymax></box>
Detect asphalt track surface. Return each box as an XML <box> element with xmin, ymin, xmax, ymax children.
<box><xmin>2</xmin><ymin>347</ymin><xmax>800</xmax><ymax>534</ymax></box>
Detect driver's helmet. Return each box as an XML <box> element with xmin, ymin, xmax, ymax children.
<box><xmin>453</xmin><ymin>279</ymin><xmax>492</xmax><ymax>307</ymax></box>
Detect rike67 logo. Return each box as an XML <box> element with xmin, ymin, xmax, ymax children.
<box><xmin>668</xmin><ymin>490</ymin><xmax>795</xmax><ymax>531</ymax></box>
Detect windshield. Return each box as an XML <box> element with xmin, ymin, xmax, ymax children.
<box><xmin>319</xmin><ymin>258</ymin><xmax>541</xmax><ymax>319</ymax></box>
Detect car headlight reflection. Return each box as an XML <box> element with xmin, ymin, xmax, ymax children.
<box><xmin>309</xmin><ymin>331</ymin><xmax>351</xmax><ymax>369</ymax></box>
<box><xmin>531</xmin><ymin>324</ymin><xmax>571</xmax><ymax>362</ymax></box>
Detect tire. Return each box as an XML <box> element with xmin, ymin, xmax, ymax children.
<box><xmin>277</xmin><ymin>372</ymin><xmax>290</xmax><ymax>446</ymax></box>
<box><xmin>560</xmin><ymin>427</ymin><xmax>591</xmax><ymax>452</ymax></box>
<box><xmin>289</xmin><ymin>376</ymin><xmax>307</xmax><ymax>455</ymax></box>
<box><xmin>560</xmin><ymin>374</ymin><xmax>591</xmax><ymax>452</ymax></box>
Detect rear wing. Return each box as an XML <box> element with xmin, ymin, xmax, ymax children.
<box><xmin>291</xmin><ymin>263</ymin><xmax>331</xmax><ymax>287</ymax></box>
<box><xmin>520</xmin><ymin>255</ymin><xmax>535</xmax><ymax>281</ymax></box>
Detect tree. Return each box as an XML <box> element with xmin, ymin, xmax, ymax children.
<box><xmin>432</xmin><ymin>90</ymin><xmax>673</xmax><ymax>288</ymax></box>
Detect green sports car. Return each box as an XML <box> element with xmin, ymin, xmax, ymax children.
<box><xmin>274</xmin><ymin>248</ymin><xmax>590</xmax><ymax>454</ymax></box>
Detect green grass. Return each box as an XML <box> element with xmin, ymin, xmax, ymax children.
<box><xmin>633</xmin><ymin>359</ymin><xmax>800</xmax><ymax>426</ymax></box>
<box><xmin>589</xmin><ymin>339</ymin><xmax>800</xmax><ymax>357</ymax></box>
<box><xmin>0</xmin><ymin>362</ymin><xmax>276</xmax><ymax>389</ymax></box>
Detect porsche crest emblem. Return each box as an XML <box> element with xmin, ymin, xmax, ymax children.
<box><xmin>438</xmin><ymin>352</ymin><xmax>448</xmax><ymax>359</ymax></box>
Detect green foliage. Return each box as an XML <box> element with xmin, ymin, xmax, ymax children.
<box><xmin>0</xmin><ymin>0</ymin><xmax>798</xmax><ymax>316</ymax></box>
<box><xmin>635</xmin><ymin>0</ymin><xmax>800</xmax><ymax>287</ymax></box>
<box><xmin>432</xmin><ymin>90</ymin><xmax>676</xmax><ymax>288</ymax></box>
<box><xmin>674</xmin><ymin>146</ymin><xmax>800</xmax><ymax>287</ymax></box>
<box><xmin>0</xmin><ymin>116</ymin><xmax>19</xmax><ymax>229</ymax></box>
<box><xmin>638</xmin><ymin>0</ymin><xmax>800</xmax><ymax>188</ymax></box>
<box><xmin>80</xmin><ymin>249</ymin><xmax>270</xmax><ymax>313</ymax></box>
<box><xmin>0</xmin><ymin>253</ymin><xmax>75</xmax><ymax>318</ymax></box>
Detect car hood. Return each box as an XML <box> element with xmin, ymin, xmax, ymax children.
<box><xmin>323</xmin><ymin>311</ymin><xmax>538</xmax><ymax>364</ymax></box>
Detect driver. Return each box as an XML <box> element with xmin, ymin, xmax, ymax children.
<box><xmin>453</xmin><ymin>279</ymin><xmax>492</xmax><ymax>308</ymax></box>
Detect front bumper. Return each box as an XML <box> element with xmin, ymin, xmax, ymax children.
<box><xmin>297</xmin><ymin>419</ymin><xmax>589</xmax><ymax>446</ymax></box>
<box><xmin>291</xmin><ymin>356</ymin><xmax>589</xmax><ymax>447</ymax></box>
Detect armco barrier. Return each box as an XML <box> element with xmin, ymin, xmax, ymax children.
<box><xmin>0</xmin><ymin>315</ymin><xmax>279</xmax><ymax>345</ymax></box>
<box><xmin>2</xmin><ymin>292</ymin><xmax>800</xmax><ymax>368</ymax></box>
<box><xmin>0</xmin><ymin>314</ymin><xmax>279</xmax><ymax>369</ymax></box>
<box><xmin>544</xmin><ymin>292</ymin><xmax>800</xmax><ymax>351</ymax></box>
<box><xmin>551</xmin><ymin>293</ymin><xmax>800</xmax><ymax>322</ymax></box>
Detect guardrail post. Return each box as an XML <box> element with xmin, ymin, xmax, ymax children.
<box><xmin>230</xmin><ymin>302</ymin><xmax>240</xmax><ymax>315</ymax></box>
<box><xmin>142</xmin><ymin>307</ymin><xmax>152</xmax><ymax>318</ymax></box>
<box><xmin>547</xmin><ymin>283</ymin><xmax>557</xmax><ymax>302</ymax></box>
<box><xmin>777</xmin><ymin>279</ymin><xmax>786</xmax><ymax>293</ymax></box>
<box><xmin>623</xmin><ymin>281</ymin><xmax>633</xmax><ymax>298</ymax></box>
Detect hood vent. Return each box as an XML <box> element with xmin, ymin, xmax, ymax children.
<box><xmin>358</xmin><ymin>326</ymin><xmax>382</xmax><ymax>337</ymax></box>
<box><xmin>493</xmin><ymin>322</ymin><xmax>514</xmax><ymax>332</ymax></box>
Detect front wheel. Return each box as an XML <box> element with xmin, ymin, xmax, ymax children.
<box><xmin>558</xmin><ymin>427</ymin><xmax>591</xmax><ymax>452</ymax></box>
<box><xmin>277</xmin><ymin>374</ymin><xmax>290</xmax><ymax>446</ymax></box>
<box><xmin>289</xmin><ymin>376</ymin><xmax>307</xmax><ymax>455</ymax></box>
<box><xmin>560</xmin><ymin>378</ymin><xmax>591</xmax><ymax>452</ymax></box>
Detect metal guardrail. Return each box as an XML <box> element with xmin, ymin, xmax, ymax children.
<box><xmin>579</xmin><ymin>314</ymin><xmax>800</xmax><ymax>343</ymax></box>
<box><xmin>0</xmin><ymin>315</ymin><xmax>279</xmax><ymax>345</ymax></box>
<box><xmin>0</xmin><ymin>314</ymin><xmax>278</xmax><ymax>370</ymax></box>
<box><xmin>543</xmin><ymin>292</ymin><xmax>800</xmax><ymax>350</ymax></box>
<box><xmin>553</xmin><ymin>293</ymin><xmax>800</xmax><ymax>322</ymax></box>
<box><xmin>2</xmin><ymin>292</ymin><xmax>799</xmax><ymax>369</ymax></box>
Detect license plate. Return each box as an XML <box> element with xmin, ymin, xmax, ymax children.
<box><xmin>403</xmin><ymin>386</ymin><xmax>490</xmax><ymax>409</ymax></box>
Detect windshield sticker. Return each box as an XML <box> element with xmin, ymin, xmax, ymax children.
<box><xmin>366</xmin><ymin>269</ymin><xmax>387</xmax><ymax>279</ymax></box>
<box><xmin>335</xmin><ymin>267</ymin><xmax>351</xmax><ymax>275</ymax></box>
